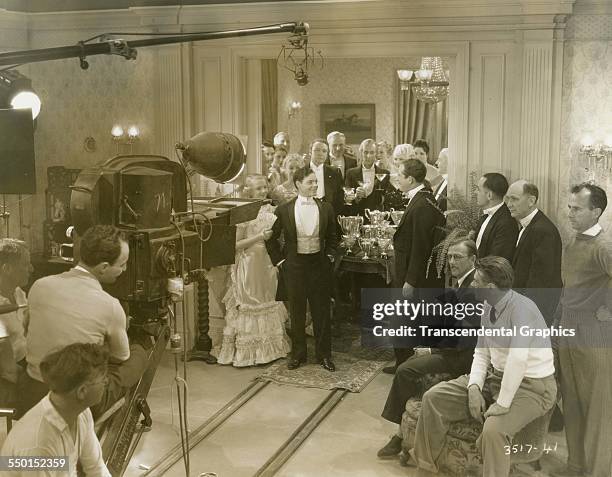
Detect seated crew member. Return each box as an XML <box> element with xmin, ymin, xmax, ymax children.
<box><xmin>19</xmin><ymin>225</ymin><xmax>148</xmax><ymax>419</ymax></box>
<box><xmin>407</xmin><ymin>256</ymin><xmax>557</xmax><ymax>477</ymax></box>
<box><xmin>0</xmin><ymin>239</ymin><xmax>32</xmax><ymax>407</ymax></box>
<box><xmin>2</xmin><ymin>343</ymin><xmax>111</xmax><ymax>477</ymax></box>
<box><xmin>345</xmin><ymin>138</ymin><xmax>390</xmax><ymax>216</ymax></box>
<box><xmin>378</xmin><ymin>237</ymin><xmax>479</xmax><ymax>458</ymax></box>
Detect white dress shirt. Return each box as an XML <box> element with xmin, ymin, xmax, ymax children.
<box><xmin>406</xmin><ymin>183</ymin><xmax>425</xmax><ymax>202</ymax></box>
<box><xmin>311</xmin><ymin>163</ymin><xmax>325</xmax><ymax>198</ymax></box>
<box><xmin>468</xmin><ymin>290</ymin><xmax>555</xmax><ymax>408</ymax></box>
<box><xmin>516</xmin><ymin>208</ymin><xmax>539</xmax><ymax>245</ymax></box>
<box><xmin>457</xmin><ymin>267</ymin><xmax>475</xmax><ymax>288</ymax></box>
<box><xmin>362</xmin><ymin>166</ymin><xmax>376</xmax><ymax>197</ymax></box>
<box><xmin>1</xmin><ymin>395</ymin><xmax>111</xmax><ymax>477</ymax></box>
<box><xmin>294</xmin><ymin>195</ymin><xmax>320</xmax><ymax>254</ymax></box>
<box><xmin>476</xmin><ymin>202</ymin><xmax>504</xmax><ymax>250</ymax></box>
<box><xmin>582</xmin><ymin>222</ymin><xmax>602</xmax><ymax>236</ymax></box>
<box><xmin>330</xmin><ymin>156</ymin><xmax>345</xmax><ymax>178</ymax></box>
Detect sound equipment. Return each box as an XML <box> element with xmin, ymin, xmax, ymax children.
<box><xmin>0</xmin><ymin>108</ymin><xmax>36</xmax><ymax>194</ymax></box>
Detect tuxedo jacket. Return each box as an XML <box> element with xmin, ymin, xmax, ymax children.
<box><xmin>344</xmin><ymin>165</ymin><xmax>390</xmax><ymax>216</ymax></box>
<box><xmin>265</xmin><ymin>197</ymin><xmax>338</xmax><ymax>267</ymax></box>
<box><xmin>325</xmin><ymin>155</ymin><xmax>357</xmax><ymax>179</ymax></box>
<box><xmin>308</xmin><ymin>164</ymin><xmax>344</xmax><ymax>218</ymax></box>
<box><xmin>434</xmin><ymin>180</ymin><xmax>447</xmax><ymax>212</ymax></box>
<box><xmin>476</xmin><ymin>203</ymin><xmax>519</xmax><ymax>262</ymax></box>
<box><xmin>512</xmin><ymin>210</ymin><xmax>563</xmax><ymax>324</ymax></box>
<box><xmin>393</xmin><ymin>189</ymin><xmax>446</xmax><ymax>288</ymax></box>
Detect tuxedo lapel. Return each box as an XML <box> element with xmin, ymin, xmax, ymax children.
<box><xmin>316</xmin><ymin>199</ymin><xmax>327</xmax><ymax>239</ymax></box>
<box><xmin>398</xmin><ymin>191</ymin><xmax>422</xmax><ymax>228</ymax></box>
<box><xmin>287</xmin><ymin>198</ymin><xmax>298</xmax><ymax>240</ymax></box>
<box><xmin>480</xmin><ymin>206</ymin><xmax>504</xmax><ymax>250</ymax></box>
<box><xmin>514</xmin><ymin>210</ymin><xmax>540</xmax><ymax>259</ymax></box>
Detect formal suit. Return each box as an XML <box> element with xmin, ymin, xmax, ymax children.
<box><xmin>266</xmin><ymin>197</ymin><xmax>338</xmax><ymax>361</ymax></box>
<box><xmin>475</xmin><ymin>203</ymin><xmax>519</xmax><ymax>262</ymax></box>
<box><xmin>344</xmin><ymin>165</ymin><xmax>390</xmax><ymax>216</ymax></box>
<box><xmin>392</xmin><ymin>188</ymin><xmax>446</xmax><ymax>365</ymax></box>
<box><xmin>326</xmin><ymin>155</ymin><xmax>357</xmax><ymax>180</ymax></box>
<box><xmin>382</xmin><ymin>270</ymin><xmax>477</xmax><ymax>424</ymax></box>
<box><xmin>393</xmin><ymin>189</ymin><xmax>446</xmax><ymax>289</ymax></box>
<box><xmin>309</xmin><ymin>163</ymin><xmax>345</xmax><ymax>218</ymax></box>
<box><xmin>512</xmin><ymin>210</ymin><xmax>563</xmax><ymax>325</ymax></box>
<box><xmin>434</xmin><ymin>178</ymin><xmax>447</xmax><ymax>212</ymax></box>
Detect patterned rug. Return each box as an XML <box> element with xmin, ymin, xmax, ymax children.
<box><xmin>256</xmin><ymin>322</ymin><xmax>394</xmax><ymax>393</ymax></box>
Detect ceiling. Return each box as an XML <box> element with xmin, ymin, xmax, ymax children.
<box><xmin>1</xmin><ymin>0</ymin><xmax>290</xmax><ymax>13</ymax></box>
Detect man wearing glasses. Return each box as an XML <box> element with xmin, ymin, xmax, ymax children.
<box><xmin>378</xmin><ymin>238</ymin><xmax>479</xmax><ymax>459</ymax></box>
<box><xmin>2</xmin><ymin>343</ymin><xmax>111</xmax><ymax>477</ymax></box>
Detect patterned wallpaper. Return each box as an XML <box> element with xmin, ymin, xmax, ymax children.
<box><xmin>558</xmin><ymin>14</ymin><xmax>612</xmax><ymax>240</ymax></box>
<box><xmin>4</xmin><ymin>51</ymin><xmax>156</xmax><ymax>252</ymax></box>
<box><xmin>276</xmin><ymin>57</ymin><xmax>424</xmax><ymax>153</ymax></box>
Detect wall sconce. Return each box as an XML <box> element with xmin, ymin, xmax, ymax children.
<box><xmin>288</xmin><ymin>100</ymin><xmax>302</xmax><ymax>119</ymax></box>
<box><xmin>111</xmin><ymin>124</ymin><xmax>140</xmax><ymax>153</ymax></box>
<box><xmin>580</xmin><ymin>136</ymin><xmax>612</xmax><ymax>179</ymax></box>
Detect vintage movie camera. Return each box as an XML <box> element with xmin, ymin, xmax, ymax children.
<box><xmin>69</xmin><ymin>132</ymin><xmax>263</xmax><ymax>475</ymax></box>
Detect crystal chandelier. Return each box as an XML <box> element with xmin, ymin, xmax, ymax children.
<box><xmin>397</xmin><ymin>57</ymin><xmax>449</xmax><ymax>104</ymax></box>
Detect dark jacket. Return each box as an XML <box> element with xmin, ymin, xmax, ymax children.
<box><xmin>325</xmin><ymin>155</ymin><xmax>357</xmax><ymax>179</ymax></box>
<box><xmin>344</xmin><ymin>165</ymin><xmax>390</xmax><ymax>216</ymax></box>
<box><xmin>434</xmin><ymin>179</ymin><xmax>447</xmax><ymax>212</ymax></box>
<box><xmin>476</xmin><ymin>203</ymin><xmax>519</xmax><ymax>262</ymax></box>
<box><xmin>512</xmin><ymin>210</ymin><xmax>563</xmax><ymax>325</ymax></box>
<box><xmin>314</xmin><ymin>164</ymin><xmax>345</xmax><ymax>218</ymax></box>
<box><xmin>265</xmin><ymin>197</ymin><xmax>338</xmax><ymax>266</ymax></box>
<box><xmin>393</xmin><ymin>188</ymin><xmax>446</xmax><ymax>288</ymax></box>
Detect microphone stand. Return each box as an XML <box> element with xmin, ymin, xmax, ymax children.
<box><xmin>0</xmin><ymin>22</ymin><xmax>308</xmax><ymax>67</ymax></box>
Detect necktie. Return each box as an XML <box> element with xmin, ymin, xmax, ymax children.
<box><xmin>489</xmin><ymin>306</ymin><xmax>497</xmax><ymax>324</ymax></box>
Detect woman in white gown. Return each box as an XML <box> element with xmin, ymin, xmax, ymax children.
<box><xmin>217</xmin><ymin>175</ymin><xmax>291</xmax><ymax>366</ymax></box>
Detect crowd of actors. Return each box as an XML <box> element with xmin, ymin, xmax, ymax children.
<box><xmin>0</xmin><ymin>130</ymin><xmax>610</xmax><ymax>477</ymax></box>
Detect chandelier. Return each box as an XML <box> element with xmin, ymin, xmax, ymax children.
<box><xmin>397</xmin><ymin>56</ymin><xmax>449</xmax><ymax>104</ymax></box>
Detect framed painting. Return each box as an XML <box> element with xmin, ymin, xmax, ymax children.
<box><xmin>320</xmin><ymin>103</ymin><xmax>376</xmax><ymax>144</ymax></box>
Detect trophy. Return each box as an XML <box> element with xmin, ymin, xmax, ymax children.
<box><xmin>378</xmin><ymin>238</ymin><xmax>391</xmax><ymax>259</ymax></box>
<box><xmin>365</xmin><ymin>209</ymin><xmax>390</xmax><ymax>226</ymax></box>
<box><xmin>389</xmin><ymin>208</ymin><xmax>404</xmax><ymax>225</ymax></box>
<box><xmin>343</xmin><ymin>186</ymin><xmax>356</xmax><ymax>205</ymax></box>
<box><xmin>338</xmin><ymin>215</ymin><xmax>363</xmax><ymax>237</ymax></box>
<box><xmin>358</xmin><ymin>237</ymin><xmax>373</xmax><ymax>260</ymax></box>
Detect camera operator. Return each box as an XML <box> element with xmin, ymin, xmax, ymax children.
<box><xmin>2</xmin><ymin>343</ymin><xmax>111</xmax><ymax>477</ymax></box>
<box><xmin>17</xmin><ymin>225</ymin><xmax>148</xmax><ymax>420</ymax></box>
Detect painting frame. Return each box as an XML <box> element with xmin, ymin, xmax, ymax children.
<box><xmin>320</xmin><ymin>103</ymin><xmax>376</xmax><ymax>144</ymax></box>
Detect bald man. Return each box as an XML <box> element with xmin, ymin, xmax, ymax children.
<box><xmin>326</xmin><ymin>131</ymin><xmax>357</xmax><ymax>179</ymax></box>
<box><xmin>505</xmin><ymin>180</ymin><xmax>562</xmax><ymax>326</ymax></box>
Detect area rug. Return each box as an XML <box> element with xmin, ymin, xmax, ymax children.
<box><xmin>256</xmin><ymin>323</ymin><xmax>393</xmax><ymax>393</ymax></box>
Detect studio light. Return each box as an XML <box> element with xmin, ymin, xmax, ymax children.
<box><xmin>0</xmin><ymin>70</ymin><xmax>41</xmax><ymax>120</ymax></box>
<box><xmin>176</xmin><ymin>132</ymin><xmax>247</xmax><ymax>183</ymax></box>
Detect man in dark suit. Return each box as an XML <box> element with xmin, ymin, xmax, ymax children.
<box><xmin>308</xmin><ymin>138</ymin><xmax>344</xmax><ymax>218</ymax></box>
<box><xmin>345</xmin><ymin>138</ymin><xmax>390</xmax><ymax>216</ymax></box>
<box><xmin>378</xmin><ymin>237</ymin><xmax>479</xmax><ymax>458</ymax></box>
<box><xmin>389</xmin><ymin>159</ymin><xmax>446</xmax><ymax>371</ymax></box>
<box><xmin>506</xmin><ymin>180</ymin><xmax>562</xmax><ymax>325</ymax></box>
<box><xmin>326</xmin><ymin>131</ymin><xmax>357</xmax><ymax>180</ymax></box>
<box><xmin>474</xmin><ymin>172</ymin><xmax>519</xmax><ymax>262</ymax></box>
<box><xmin>266</xmin><ymin>167</ymin><xmax>338</xmax><ymax>372</ymax></box>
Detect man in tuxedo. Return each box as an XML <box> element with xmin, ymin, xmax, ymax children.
<box><xmin>378</xmin><ymin>237</ymin><xmax>478</xmax><ymax>458</ymax></box>
<box><xmin>308</xmin><ymin>138</ymin><xmax>344</xmax><ymax>218</ymax></box>
<box><xmin>474</xmin><ymin>173</ymin><xmax>518</xmax><ymax>262</ymax></box>
<box><xmin>345</xmin><ymin>138</ymin><xmax>390</xmax><ymax>216</ymax></box>
<box><xmin>505</xmin><ymin>180</ymin><xmax>562</xmax><ymax>325</ymax></box>
<box><xmin>434</xmin><ymin>147</ymin><xmax>448</xmax><ymax>211</ymax></box>
<box><xmin>326</xmin><ymin>131</ymin><xmax>357</xmax><ymax>180</ymax></box>
<box><xmin>389</xmin><ymin>159</ymin><xmax>446</xmax><ymax>371</ymax></box>
<box><xmin>266</xmin><ymin>167</ymin><xmax>338</xmax><ymax>372</ymax></box>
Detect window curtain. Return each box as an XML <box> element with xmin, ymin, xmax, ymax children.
<box><xmin>261</xmin><ymin>59</ymin><xmax>278</xmax><ymax>146</ymax></box>
<box><xmin>394</xmin><ymin>77</ymin><xmax>448</xmax><ymax>162</ymax></box>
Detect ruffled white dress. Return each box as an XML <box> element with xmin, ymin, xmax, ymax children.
<box><xmin>217</xmin><ymin>204</ymin><xmax>291</xmax><ymax>366</ymax></box>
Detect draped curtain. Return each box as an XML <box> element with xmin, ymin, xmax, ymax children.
<box><xmin>394</xmin><ymin>77</ymin><xmax>448</xmax><ymax>162</ymax></box>
<box><xmin>261</xmin><ymin>59</ymin><xmax>278</xmax><ymax>146</ymax></box>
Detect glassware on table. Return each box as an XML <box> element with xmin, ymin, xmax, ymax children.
<box><xmin>365</xmin><ymin>209</ymin><xmax>390</xmax><ymax>226</ymax></box>
<box><xmin>378</xmin><ymin>238</ymin><xmax>391</xmax><ymax>259</ymax></box>
<box><xmin>342</xmin><ymin>234</ymin><xmax>357</xmax><ymax>254</ymax></box>
<box><xmin>390</xmin><ymin>209</ymin><xmax>404</xmax><ymax>225</ymax></box>
<box><xmin>343</xmin><ymin>186</ymin><xmax>356</xmax><ymax>205</ymax></box>
<box><xmin>338</xmin><ymin>215</ymin><xmax>364</xmax><ymax>237</ymax></box>
<box><xmin>358</xmin><ymin>237</ymin><xmax>373</xmax><ymax>260</ymax></box>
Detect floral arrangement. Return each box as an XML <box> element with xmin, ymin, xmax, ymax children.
<box><xmin>427</xmin><ymin>171</ymin><xmax>482</xmax><ymax>280</ymax></box>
